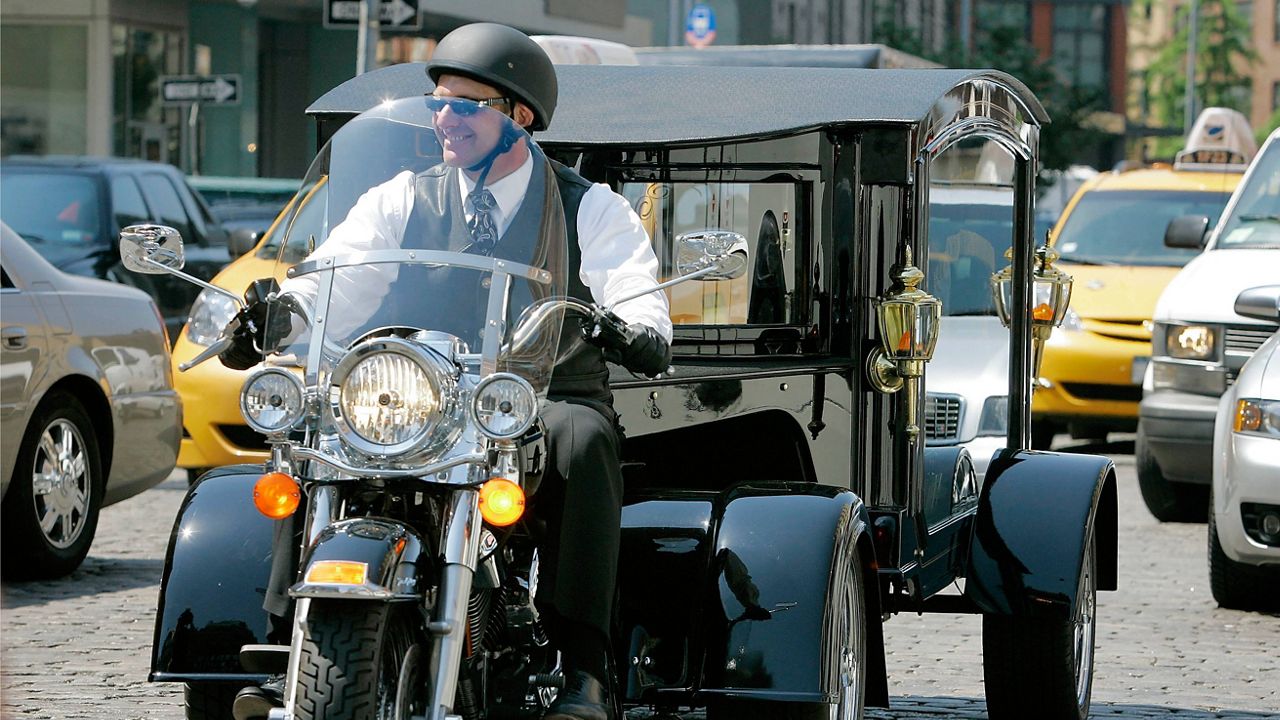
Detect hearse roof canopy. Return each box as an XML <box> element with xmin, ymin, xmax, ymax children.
<box><xmin>307</xmin><ymin>63</ymin><xmax>1048</xmax><ymax>150</ymax></box>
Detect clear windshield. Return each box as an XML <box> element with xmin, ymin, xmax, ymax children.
<box><xmin>264</xmin><ymin>96</ymin><xmax>568</xmax><ymax>394</ymax></box>
<box><xmin>1215</xmin><ymin>142</ymin><xmax>1280</xmax><ymax>250</ymax></box>
<box><xmin>1054</xmin><ymin>189</ymin><xmax>1232</xmax><ymax>267</ymax></box>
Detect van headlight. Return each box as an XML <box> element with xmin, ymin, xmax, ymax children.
<box><xmin>330</xmin><ymin>338</ymin><xmax>459</xmax><ymax>457</ymax></box>
<box><xmin>470</xmin><ymin>373</ymin><xmax>538</xmax><ymax>440</ymax></box>
<box><xmin>1163</xmin><ymin>323</ymin><xmax>1219</xmax><ymax>360</ymax></box>
<box><xmin>241</xmin><ymin>368</ymin><xmax>305</xmax><ymax>435</ymax></box>
<box><xmin>186</xmin><ymin>288</ymin><xmax>239</xmax><ymax>346</ymax></box>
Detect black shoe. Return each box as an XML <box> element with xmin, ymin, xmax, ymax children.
<box><xmin>544</xmin><ymin>670</ymin><xmax>612</xmax><ymax>720</ymax></box>
<box><xmin>232</xmin><ymin>676</ymin><xmax>284</xmax><ymax>720</ymax></box>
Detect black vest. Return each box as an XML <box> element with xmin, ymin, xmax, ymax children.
<box><xmin>401</xmin><ymin>156</ymin><xmax>611</xmax><ymax>405</ymax></box>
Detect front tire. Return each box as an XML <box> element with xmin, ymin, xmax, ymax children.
<box><xmin>983</xmin><ymin>531</ymin><xmax>1096</xmax><ymax>720</ymax></box>
<box><xmin>1136</xmin><ymin>422</ymin><xmax>1206</xmax><ymax>522</ymax></box>
<box><xmin>1</xmin><ymin>393</ymin><xmax>104</xmax><ymax>580</ymax></box>
<box><xmin>294</xmin><ymin>602</ymin><xmax>423</xmax><ymax>720</ymax></box>
<box><xmin>1208</xmin><ymin>494</ymin><xmax>1280</xmax><ymax>612</ymax></box>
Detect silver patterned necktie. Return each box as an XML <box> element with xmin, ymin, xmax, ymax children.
<box><xmin>467</xmin><ymin>188</ymin><xmax>498</xmax><ymax>255</ymax></box>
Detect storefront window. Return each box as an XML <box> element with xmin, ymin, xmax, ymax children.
<box><xmin>112</xmin><ymin>24</ymin><xmax>183</xmax><ymax>163</ymax></box>
<box><xmin>1</xmin><ymin>24</ymin><xmax>89</xmax><ymax>156</ymax></box>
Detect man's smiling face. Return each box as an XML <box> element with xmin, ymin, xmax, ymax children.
<box><xmin>431</xmin><ymin>74</ymin><xmax>511</xmax><ymax>169</ymax></box>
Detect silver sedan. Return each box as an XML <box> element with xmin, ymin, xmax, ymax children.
<box><xmin>1</xmin><ymin>222</ymin><xmax>181</xmax><ymax>579</ymax></box>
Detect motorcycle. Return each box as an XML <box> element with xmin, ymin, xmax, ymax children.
<box><xmin>121</xmin><ymin>95</ymin><xmax>745</xmax><ymax>720</ymax></box>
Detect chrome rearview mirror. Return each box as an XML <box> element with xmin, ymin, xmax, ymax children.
<box><xmin>675</xmin><ymin>230</ymin><xmax>749</xmax><ymax>281</ymax></box>
<box><xmin>119</xmin><ymin>223</ymin><xmax>244</xmax><ymax>322</ymax></box>
<box><xmin>120</xmin><ymin>224</ymin><xmax>186</xmax><ymax>274</ymax></box>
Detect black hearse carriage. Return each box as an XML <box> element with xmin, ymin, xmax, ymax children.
<box><xmin>142</xmin><ymin>64</ymin><xmax>1117</xmax><ymax>720</ymax></box>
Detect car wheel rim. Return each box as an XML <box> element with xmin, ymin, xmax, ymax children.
<box><xmin>834</xmin><ymin>545</ymin><xmax>865</xmax><ymax>719</ymax></box>
<box><xmin>1072</xmin><ymin>533</ymin><xmax>1096</xmax><ymax>709</ymax></box>
<box><xmin>29</xmin><ymin>418</ymin><xmax>91</xmax><ymax>550</ymax></box>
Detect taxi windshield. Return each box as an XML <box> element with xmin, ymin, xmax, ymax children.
<box><xmin>1054</xmin><ymin>189</ymin><xmax>1231</xmax><ymax>267</ymax></box>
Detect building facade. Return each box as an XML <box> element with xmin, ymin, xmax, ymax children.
<box><xmin>0</xmin><ymin>0</ymin><xmax>647</xmax><ymax>178</ymax></box>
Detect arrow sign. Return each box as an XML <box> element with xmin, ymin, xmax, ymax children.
<box><xmin>159</xmin><ymin>75</ymin><xmax>242</xmax><ymax>106</ymax></box>
<box><xmin>324</xmin><ymin>0</ymin><xmax>422</xmax><ymax>29</ymax></box>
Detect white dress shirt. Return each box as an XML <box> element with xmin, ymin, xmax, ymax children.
<box><xmin>282</xmin><ymin>153</ymin><xmax>672</xmax><ymax>342</ymax></box>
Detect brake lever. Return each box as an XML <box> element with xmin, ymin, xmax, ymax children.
<box><xmin>178</xmin><ymin>315</ymin><xmax>242</xmax><ymax>372</ymax></box>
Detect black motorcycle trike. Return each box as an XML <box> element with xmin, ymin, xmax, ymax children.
<box><xmin>128</xmin><ymin>64</ymin><xmax>1116</xmax><ymax>720</ymax></box>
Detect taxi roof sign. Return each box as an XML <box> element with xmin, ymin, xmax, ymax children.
<box><xmin>1175</xmin><ymin>107</ymin><xmax>1257</xmax><ymax>171</ymax></box>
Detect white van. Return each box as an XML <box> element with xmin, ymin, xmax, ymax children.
<box><xmin>1138</xmin><ymin>127</ymin><xmax>1280</xmax><ymax>522</ymax></box>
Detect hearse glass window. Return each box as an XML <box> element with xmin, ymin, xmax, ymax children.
<box><xmin>621</xmin><ymin>181</ymin><xmax>800</xmax><ymax>326</ymax></box>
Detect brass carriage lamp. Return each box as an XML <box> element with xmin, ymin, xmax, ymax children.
<box><xmin>991</xmin><ymin>245</ymin><xmax>1074</xmax><ymax>380</ymax></box>
<box><xmin>869</xmin><ymin>245</ymin><xmax>942</xmax><ymax>436</ymax></box>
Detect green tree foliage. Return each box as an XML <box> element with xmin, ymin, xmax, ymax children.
<box><xmin>1141</xmin><ymin>0</ymin><xmax>1256</xmax><ymax>156</ymax></box>
<box><xmin>871</xmin><ymin>5</ymin><xmax>1109</xmax><ymax>184</ymax></box>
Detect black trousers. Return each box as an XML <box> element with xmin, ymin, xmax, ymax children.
<box><xmin>530</xmin><ymin>398</ymin><xmax>624</xmax><ymax>643</ymax></box>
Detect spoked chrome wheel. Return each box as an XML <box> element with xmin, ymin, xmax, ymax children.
<box><xmin>1072</xmin><ymin>532</ymin><xmax>1097</xmax><ymax>710</ymax></box>
<box><xmin>830</xmin><ymin>541</ymin><xmax>866</xmax><ymax>719</ymax></box>
<box><xmin>31</xmin><ymin>418</ymin><xmax>93</xmax><ymax>549</ymax></box>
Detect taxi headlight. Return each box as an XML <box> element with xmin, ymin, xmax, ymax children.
<box><xmin>241</xmin><ymin>368</ymin><xmax>305</xmax><ymax>435</ymax></box>
<box><xmin>1164</xmin><ymin>324</ymin><xmax>1218</xmax><ymax>360</ymax></box>
<box><xmin>331</xmin><ymin>338</ymin><xmax>457</xmax><ymax>456</ymax></box>
<box><xmin>187</xmin><ymin>288</ymin><xmax>239</xmax><ymax>347</ymax></box>
<box><xmin>470</xmin><ymin>373</ymin><xmax>538</xmax><ymax>440</ymax></box>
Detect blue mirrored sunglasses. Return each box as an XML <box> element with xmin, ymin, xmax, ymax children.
<box><xmin>424</xmin><ymin>95</ymin><xmax>512</xmax><ymax>116</ymax></box>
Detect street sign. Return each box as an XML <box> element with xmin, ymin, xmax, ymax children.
<box><xmin>324</xmin><ymin>0</ymin><xmax>422</xmax><ymax>30</ymax></box>
<box><xmin>685</xmin><ymin>3</ymin><xmax>717</xmax><ymax>48</ymax></box>
<box><xmin>159</xmin><ymin>75</ymin><xmax>241</xmax><ymax>105</ymax></box>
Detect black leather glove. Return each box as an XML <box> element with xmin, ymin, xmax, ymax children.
<box><xmin>581</xmin><ymin>309</ymin><xmax>671</xmax><ymax>377</ymax></box>
<box><xmin>219</xmin><ymin>279</ymin><xmax>295</xmax><ymax>371</ymax></box>
<box><xmin>218</xmin><ymin>300</ymin><xmax>269</xmax><ymax>371</ymax></box>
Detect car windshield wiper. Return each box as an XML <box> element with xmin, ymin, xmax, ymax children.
<box><xmin>947</xmin><ymin>310</ymin><xmax>995</xmax><ymax>317</ymax></box>
<box><xmin>1238</xmin><ymin>214</ymin><xmax>1280</xmax><ymax>224</ymax></box>
<box><xmin>18</xmin><ymin>232</ymin><xmax>46</xmax><ymax>244</ymax></box>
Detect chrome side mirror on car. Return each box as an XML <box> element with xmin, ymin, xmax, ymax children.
<box><xmin>675</xmin><ymin>229</ymin><xmax>749</xmax><ymax>281</ymax></box>
<box><xmin>120</xmin><ymin>224</ymin><xmax>186</xmax><ymax>274</ymax></box>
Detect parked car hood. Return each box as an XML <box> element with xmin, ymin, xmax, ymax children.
<box><xmin>930</xmin><ymin>316</ymin><xmax>1008</xmax><ymax>396</ymax></box>
<box><xmin>1154</xmin><ymin>249</ymin><xmax>1280</xmax><ymax>326</ymax></box>
<box><xmin>1061</xmin><ymin>264</ymin><xmax>1181</xmax><ymax>322</ymax></box>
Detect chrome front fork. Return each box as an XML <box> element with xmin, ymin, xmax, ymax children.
<box><xmin>425</xmin><ymin>486</ymin><xmax>483</xmax><ymax>720</ymax></box>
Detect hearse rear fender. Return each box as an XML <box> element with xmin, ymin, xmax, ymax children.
<box><xmin>965</xmin><ymin>450</ymin><xmax>1118</xmax><ymax>618</ymax></box>
<box><xmin>618</xmin><ymin>484</ymin><xmax>888</xmax><ymax>708</ymax></box>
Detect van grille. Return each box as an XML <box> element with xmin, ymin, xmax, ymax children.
<box><xmin>1224</xmin><ymin>325</ymin><xmax>1277</xmax><ymax>357</ymax></box>
<box><xmin>925</xmin><ymin>394</ymin><xmax>963</xmax><ymax>441</ymax></box>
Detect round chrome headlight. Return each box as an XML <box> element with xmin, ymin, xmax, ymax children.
<box><xmin>330</xmin><ymin>338</ymin><xmax>459</xmax><ymax>457</ymax></box>
<box><xmin>241</xmin><ymin>368</ymin><xmax>305</xmax><ymax>435</ymax></box>
<box><xmin>470</xmin><ymin>373</ymin><xmax>538</xmax><ymax>440</ymax></box>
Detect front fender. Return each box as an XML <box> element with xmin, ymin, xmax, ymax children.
<box><xmin>291</xmin><ymin>518</ymin><xmax>427</xmax><ymax>601</ymax></box>
<box><xmin>964</xmin><ymin>449</ymin><xmax>1118</xmax><ymax>618</ymax></box>
<box><xmin>151</xmin><ymin>465</ymin><xmax>277</xmax><ymax>682</ymax></box>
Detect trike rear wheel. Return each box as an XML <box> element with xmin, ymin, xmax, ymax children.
<box><xmin>982</xmin><ymin>531</ymin><xmax>1096</xmax><ymax>720</ymax></box>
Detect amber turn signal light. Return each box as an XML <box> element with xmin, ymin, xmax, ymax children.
<box><xmin>305</xmin><ymin>560</ymin><xmax>369</xmax><ymax>585</ymax></box>
<box><xmin>478</xmin><ymin>478</ymin><xmax>525</xmax><ymax>527</ymax></box>
<box><xmin>253</xmin><ymin>471</ymin><xmax>301</xmax><ymax>519</ymax></box>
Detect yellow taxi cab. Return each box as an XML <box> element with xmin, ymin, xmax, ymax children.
<box><xmin>1033</xmin><ymin>109</ymin><xmax>1254</xmax><ymax>448</ymax></box>
<box><xmin>174</xmin><ymin>179</ymin><xmax>325</xmax><ymax>479</ymax></box>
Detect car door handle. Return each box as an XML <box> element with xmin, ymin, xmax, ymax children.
<box><xmin>2</xmin><ymin>327</ymin><xmax>28</xmax><ymax>350</ymax></box>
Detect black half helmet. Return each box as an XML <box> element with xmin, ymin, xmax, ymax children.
<box><xmin>425</xmin><ymin>23</ymin><xmax>559</xmax><ymax>131</ymax></box>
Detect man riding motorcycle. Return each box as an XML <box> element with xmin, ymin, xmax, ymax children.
<box><xmin>220</xmin><ymin>23</ymin><xmax>671</xmax><ymax>720</ymax></box>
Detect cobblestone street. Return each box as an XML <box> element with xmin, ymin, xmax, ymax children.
<box><xmin>3</xmin><ymin>440</ymin><xmax>1278</xmax><ymax>719</ymax></box>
